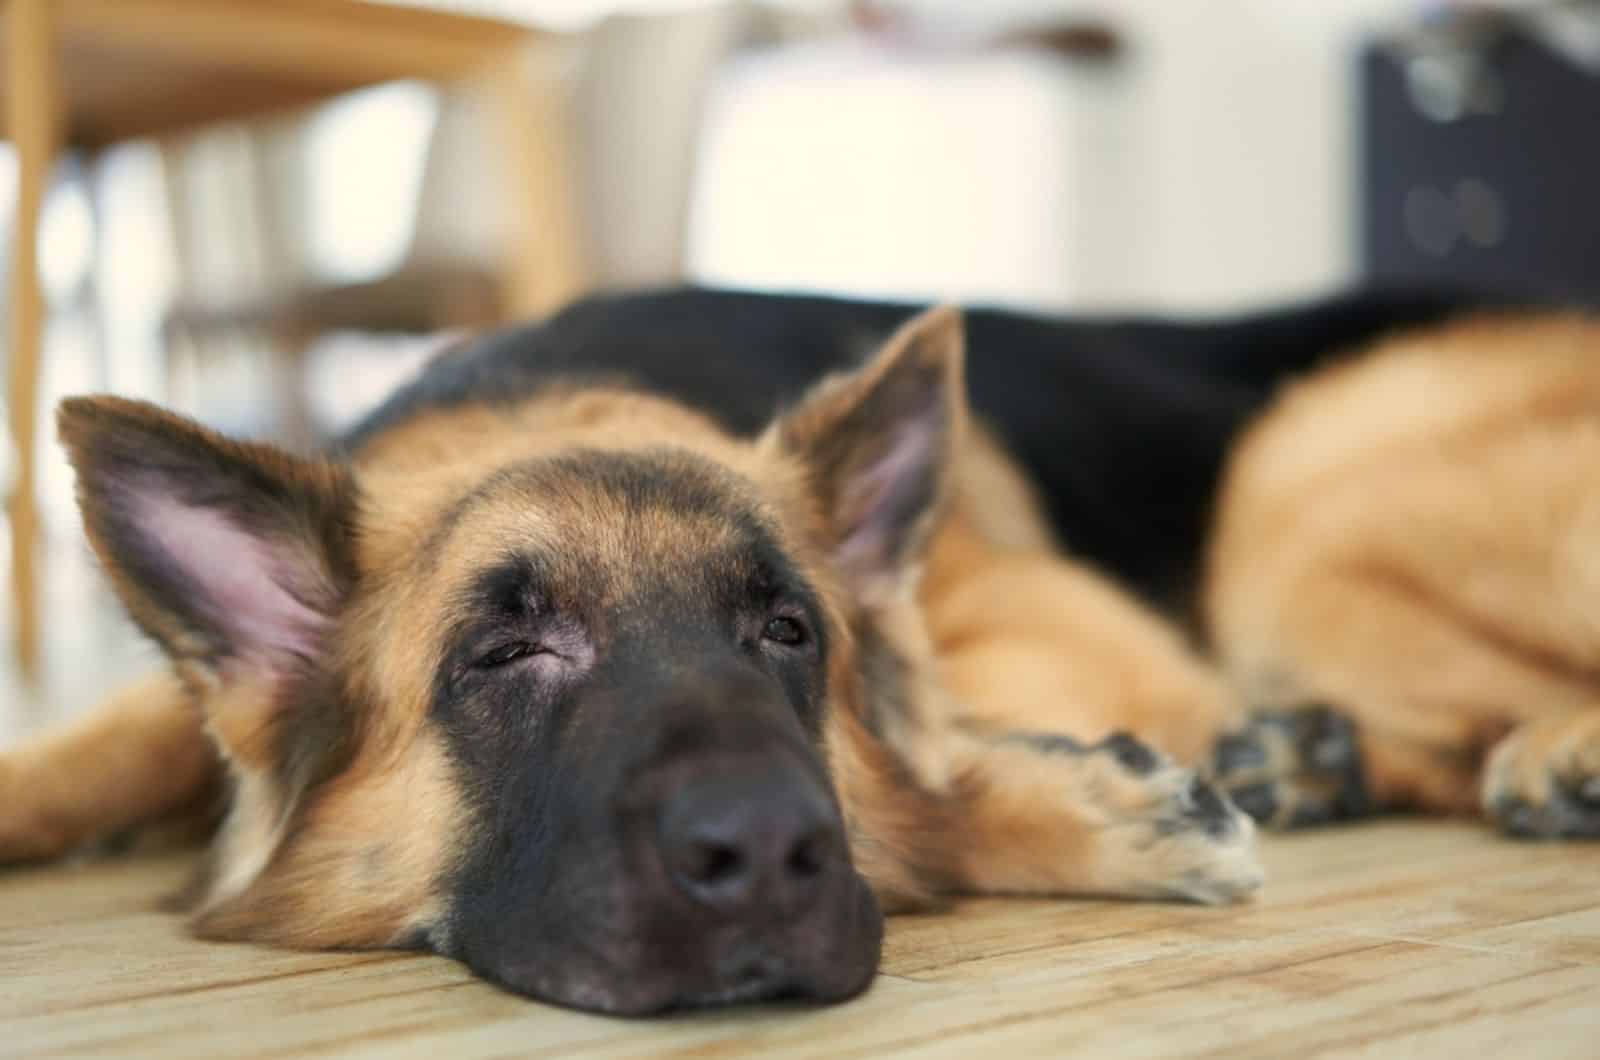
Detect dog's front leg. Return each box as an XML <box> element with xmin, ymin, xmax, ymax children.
<box><xmin>0</xmin><ymin>671</ymin><xmax>217</xmax><ymax>861</ymax></box>
<box><xmin>832</xmin><ymin>710</ymin><xmax>1262</xmax><ymax>907</ymax></box>
<box><xmin>938</xmin><ymin>729</ymin><xmax>1263</xmax><ymax>904</ymax></box>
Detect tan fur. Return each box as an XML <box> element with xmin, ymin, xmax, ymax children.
<box><xmin>14</xmin><ymin>302</ymin><xmax>1600</xmax><ymax>975</ymax></box>
<box><xmin>194</xmin><ymin>728</ymin><xmax>465</xmax><ymax>948</ymax></box>
<box><xmin>0</xmin><ymin>672</ymin><xmax>216</xmax><ymax>860</ymax></box>
<box><xmin>943</xmin><ymin>733</ymin><xmax>1259</xmax><ymax>903</ymax></box>
<box><xmin>0</xmin><ymin>305</ymin><xmax>1276</xmax><ymax>963</ymax></box>
<box><xmin>946</xmin><ymin>422</ymin><xmax>1061</xmax><ymax>554</ymax></box>
<box><xmin>924</xmin><ymin>512</ymin><xmax>1239</xmax><ymax>764</ymax></box>
<box><xmin>1482</xmin><ymin>710</ymin><xmax>1600</xmax><ymax>813</ymax></box>
<box><xmin>1208</xmin><ymin>312</ymin><xmax>1600</xmax><ymax>813</ymax></box>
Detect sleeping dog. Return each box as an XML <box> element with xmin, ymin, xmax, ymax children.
<box><xmin>3</xmin><ymin>286</ymin><xmax>1596</xmax><ymax>1014</ymax></box>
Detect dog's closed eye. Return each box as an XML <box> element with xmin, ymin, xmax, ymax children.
<box><xmin>473</xmin><ymin>641</ymin><xmax>544</xmax><ymax>669</ymax></box>
<box><xmin>452</xmin><ymin>615</ymin><xmax>594</xmax><ymax>689</ymax></box>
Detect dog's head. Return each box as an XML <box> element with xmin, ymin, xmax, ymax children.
<box><xmin>59</xmin><ymin>307</ymin><xmax>964</xmax><ymax>1014</ymax></box>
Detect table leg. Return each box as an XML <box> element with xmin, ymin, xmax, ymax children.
<box><xmin>5</xmin><ymin>0</ymin><xmax>62</xmax><ymax>685</ymax></box>
<box><xmin>481</xmin><ymin>43</ymin><xmax>588</xmax><ymax>321</ymax></box>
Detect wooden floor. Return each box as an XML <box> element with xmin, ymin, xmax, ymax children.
<box><xmin>2</xmin><ymin>821</ymin><xmax>1597</xmax><ymax>1059</ymax></box>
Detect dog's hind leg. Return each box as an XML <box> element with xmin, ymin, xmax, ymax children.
<box><xmin>1204</xmin><ymin>313</ymin><xmax>1600</xmax><ymax>832</ymax></box>
<box><xmin>1207</xmin><ymin>566</ymin><xmax>1550</xmax><ymax>828</ymax></box>
<box><xmin>1208</xmin><ymin>551</ymin><xmax>1600</xmax><ymax>827</ymax></box>
<box><xmin>0</xmin><ymin>671</ymin><xmax>217</xmax><ymax>861</ymax></box>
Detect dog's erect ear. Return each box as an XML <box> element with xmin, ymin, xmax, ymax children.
<box><xmin>770</xmin><ymin>305</ymin><xmax>966</xmax><ymax>600</ymax></box>
<box><xmin>58</xmin><ymin>396</ymin><xmax>357</xmax><ymax>689</ymax></box>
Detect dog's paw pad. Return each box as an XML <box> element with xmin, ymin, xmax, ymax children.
<box><xmin>1210</xmin><ymin>704</ymin><xmax>1370</xmax><ymax>830</ymax></box>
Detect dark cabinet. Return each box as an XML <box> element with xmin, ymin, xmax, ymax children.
<box><xmin>1360</xmin><ymin>27</ymin><xmax>1600</xmax><ymax>302</ymax></box>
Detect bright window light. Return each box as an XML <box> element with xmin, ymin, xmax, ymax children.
<box><xmin>39</xmin><ymin>178</ymin><xmax>95</xmax><ymax>305</ymax></box>
<box><xmin>304</xmin><ymin>81</ymin><xmax>439</xmax><ymax>283</ymax></box>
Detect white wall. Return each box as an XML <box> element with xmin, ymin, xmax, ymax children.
<box><xmin>688</xmin><ymin>0</ymin><xmax>1420</xmax><ymax>313</ymax></box>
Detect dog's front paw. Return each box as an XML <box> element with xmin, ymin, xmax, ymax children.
<box><xmin>959</xmin><ymin>729</ymin><xmax>1263</xmax><ymax>903</ymax></box>
<box><xmin>1483</xmin><ymin>713</ymin><xmax>1600</xmax><ymax>839</ymax></box>
<box><xmin>1211</xmin><ymin>704</ymin><xmax>1370</xmax><ymax>830</ymax></box>
<box><xmin>1082</xmin><ymin>734</ymin><xmax>1264</xmax><ymax>905</ymax></box>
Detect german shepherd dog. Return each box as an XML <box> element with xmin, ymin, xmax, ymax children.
<box><xmin>4</xmin><ymin>287</ymin><xmax>1598</xmax><ymax>1015</ymax></box>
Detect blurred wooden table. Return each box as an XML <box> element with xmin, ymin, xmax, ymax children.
<box><xmin>2</xmin><ymin>821</ymin><xmax>1598</xmax><ymax>1058</ymax></box>
<box><xmin>0</xmin><ymin>0</ymin><xmax>587</xmax><ymax>681</ymax></box>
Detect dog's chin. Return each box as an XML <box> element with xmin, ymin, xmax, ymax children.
<box><xmin>494</xmin><ymin>958</ymin><xmax>877</xmax><ymax>1018</ymax></box>
<box><xmin>479</xmin><ymin>882</ymin><xmax>885</xmax><ymax>1017</ymax></box>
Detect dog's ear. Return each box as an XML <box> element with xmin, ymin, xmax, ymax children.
<box><xmin>769</xmin><ymin>305</ymin><xmax>966</xmax><ymax>601</ymax></box>
<box><xmin>58</xmin><ymin>397</ymin><xmax>357</xmax><ymax>696</ymax></box>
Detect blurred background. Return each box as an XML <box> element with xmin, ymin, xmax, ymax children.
<box><xmin>2</xmin><ymin>0</ymin><xmax>1598</xmax><ymax>735</ymax></box>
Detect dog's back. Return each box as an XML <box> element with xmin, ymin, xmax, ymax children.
<box><xmin>348</xmin><ymin>286</ymin><xmax>1487</xmax><ymax>610</ymax></box>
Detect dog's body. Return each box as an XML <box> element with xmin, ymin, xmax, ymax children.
<box><xmin>349</xmin><ymin>287</ymin><xmax>1482</xmax><ymax>614</ymax></box>
<box><xmin>4</xmin><ymin>287</ymin><xmax>1598</xmax><ymax>1014</ymax></box>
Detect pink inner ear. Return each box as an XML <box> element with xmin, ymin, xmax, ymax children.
<box><xmin>136</xmin><ymin>493</ymin><xmax>330</xmax><ymax>664</ymax></box>
<box><xmin>835</xmin><ymin>415</ymin><xmax>940</xmax><ymax>579</ymax></box>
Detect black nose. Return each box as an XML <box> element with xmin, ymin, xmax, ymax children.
<box><xmin>658</xmin><ymin>758</ymin><xmax>844</xmax><ymax>919</ymax></box>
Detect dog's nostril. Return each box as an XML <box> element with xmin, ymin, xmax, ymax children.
<box><xmin>786</xmin><ymin>830</ymin><xmax>829</xmax><ymax>879</ymax></box>
<box><xmin>690</xmin><ymin>842</ymin><xmax>744</xmax><ymax>886</ymax></box>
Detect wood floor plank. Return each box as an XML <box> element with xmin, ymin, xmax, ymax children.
<box><xmin>2</xmin><ymin>822</ymin><xmax>1596</xmax><ymax>1058</ymax></box>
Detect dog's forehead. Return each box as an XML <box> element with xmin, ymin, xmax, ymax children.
<box><xmin>433</xmin><ymin>447</ymin><xmax>791</xmax><ymax>602</ymax></box>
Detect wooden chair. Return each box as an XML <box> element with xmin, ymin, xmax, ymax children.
<box><xmin>1</xmin><ymin>0</ymin><xmax>588</xmax><ymax>682</ymax></box>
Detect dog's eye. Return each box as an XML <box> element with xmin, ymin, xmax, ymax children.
<box><xmin>475</xmin><ymin>641</ymin><xmax>537</xmax><ymax>669</ymax></box>
<box><xmin>762</xmin><ymin>616</ymin><xmax>807</xmax><ymax>646</ymax></box>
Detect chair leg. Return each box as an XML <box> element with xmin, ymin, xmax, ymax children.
<box><xmin>5</xmin><ymin>0</ymin><xmax>62</xmax><ymax>686</ymax></box>
<box><xmin>480</xmin><ymin>43</ymin><xmax>588</xmax><ymax>320</ymax></box>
